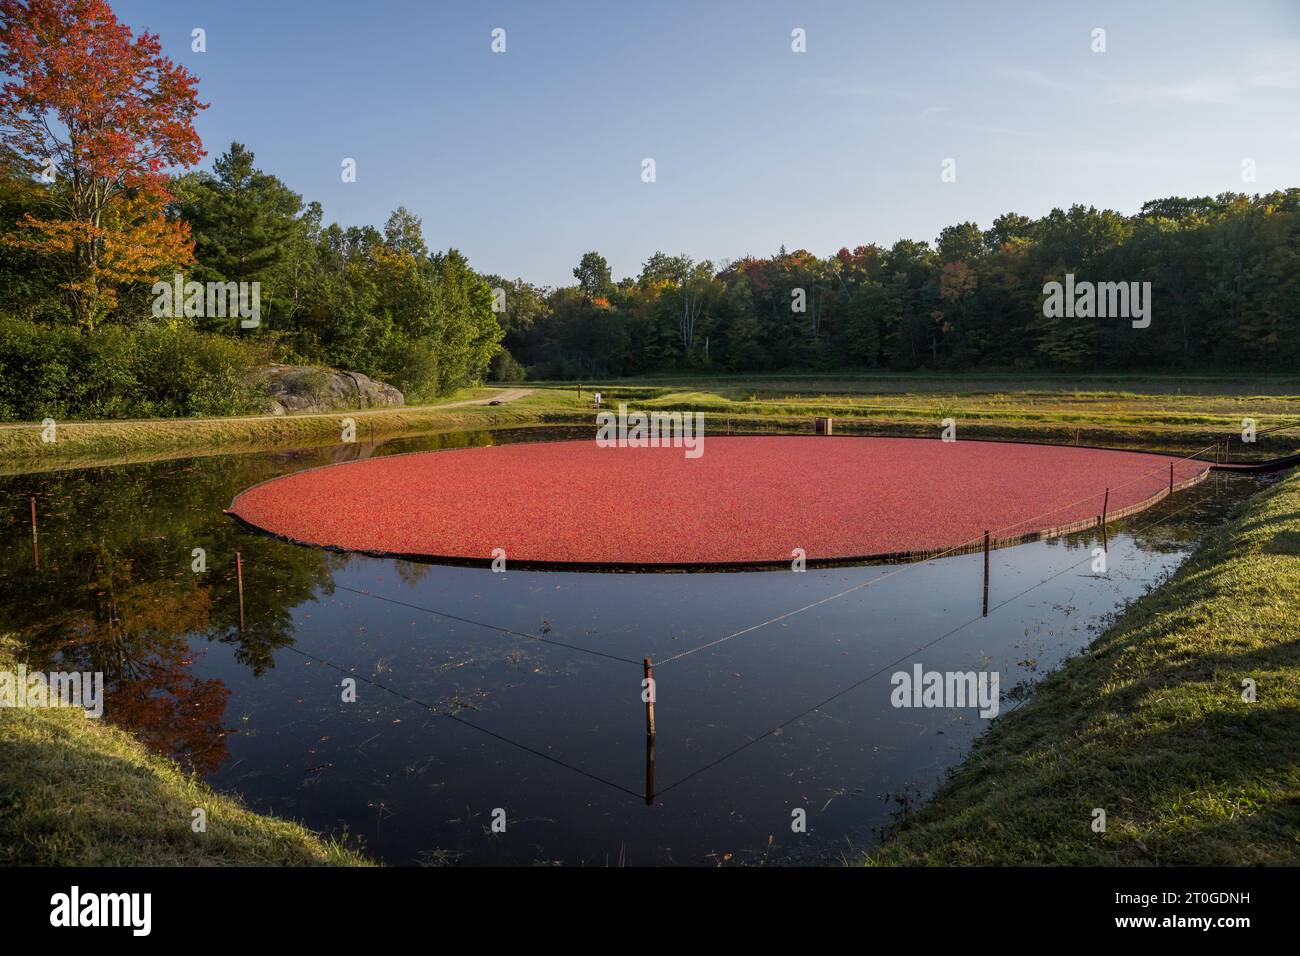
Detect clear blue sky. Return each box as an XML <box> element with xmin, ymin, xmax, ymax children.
<box><xmin>117</xmin><ymin>0</ymin><xmax>1299</xmax><ymax>286</ymax></box>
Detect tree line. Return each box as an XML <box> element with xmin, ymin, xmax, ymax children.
<box><xmin>492</xmin><ymin>190</ymin><xmax>1300</xmax><ymax>380</ymax></box>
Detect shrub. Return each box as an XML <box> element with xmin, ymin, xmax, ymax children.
<box><xmin>380</xmin><ymin>333</ymin><xmax>439</xmax><ymax>401</ymax></box>
<box><xmin>0</xmin><ymin>316</ymin><xmax>265</xmax><ymax>420</ymax></box>
<box><xmin>490</xmin><ymin>348</ymin><xmax>526</xmax><ymax>383</ymax></box>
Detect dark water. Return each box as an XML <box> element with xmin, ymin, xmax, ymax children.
<box><xmin>1</xmin><ymin>429</ymin><xmax>1267</xmax><ymax>865</ymax></box>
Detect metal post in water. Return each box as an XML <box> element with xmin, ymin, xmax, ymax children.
<box><xmin>237</xmin><ymin>551</ymin><xmax>245</xmax><ymax>631</ymax></box>
<box><xmin>30</xmin><ymin>496</ymin><xmax>38</xmax><ymax>570</ymax></box>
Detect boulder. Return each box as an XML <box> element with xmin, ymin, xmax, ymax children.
<box><xmin>245</xmin><ymin>364</ymin><xmax>404</xmax><ymax>415</ymax></box>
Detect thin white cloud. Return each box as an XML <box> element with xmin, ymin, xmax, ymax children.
<box><xmin>937</xmin><ymin>119</ymin><xmax>1045</xmax><ymax>138</ymax></box>
<box><xmin>994</xmin><ymin>41</ymin><xmax>1300</xmax><ymax>107</ymax></box>
<box><xmin>1248</xmin><ymin>42</ymin><xmax>1300</xmax><ymax>88</ymax></box>
<box><xmin>810</xmin><ymin>76</ymin><xmax>916</xmax><ymax>100</ymax></box>
<box><xmin>917</xmin><ymin>102</ymin><xmax>1041</xmax><ymax>138</ymax></box>
<box><xmin>992</xmin><ymin>65</ymin><xmax>1072</xmax><ymax>93</ymax></box>
<box><xmin>1034</xmin><ymin>149</ymin><xmax>1227</xmax><ymax>172</ymax></box>
<box><xmin>1103</xmin><ymin>77</ymin><xmax>1238</xmax><ymax>105</ymax></box>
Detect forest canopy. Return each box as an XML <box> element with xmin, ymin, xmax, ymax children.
<box><xmin>492</xmin><ymin>190</ymin><xmax>1300</xmax><ymax>380</ymax></box>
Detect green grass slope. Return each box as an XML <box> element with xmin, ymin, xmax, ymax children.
<box><xmin>866</xmin><ymin>473</ymin><xmax>1300</xmax><ymax>865</ymax></box>
<box><xmin>0</xmin><ymin>640</ymin><xmax>370</xmax><ymax>866</ymax></box>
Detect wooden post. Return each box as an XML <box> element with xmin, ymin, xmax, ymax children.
<box><xmin>30</xmin><ymin>496</ymin><xmax>38</xmax><ymax>570</ymax></box>
<box><xmin>982</xmin><ymin>530</ymin><xmax>990</xmax><ymax>618</ymax></box>
<box><xmin>815</xmin><ymin>416</ymin><xmax>833</xmax><ymax>435</ymax></box>
<box><xmin>1169</xmin><ymin>462</ymin><xmax>1174</xmax><ymax>495</ymax></box>
<box><xmin>236</xmin><ymin>551</ymin><xmax>245</xmax><ymax>631</ymax></box>
<box><xmin>1101</xmin><ymin>487</ymin><xmax>1110</xmax><ymax>552</ymax></box>
<box><xmin>1075</xmin><ymin>428</ymin><xmax>1080</xmax><ymax>445</ymax></box>
<box><xmin>643</xmin><ymin>657</ymin><xmax>656</xmax><ymax>806</ymax></box>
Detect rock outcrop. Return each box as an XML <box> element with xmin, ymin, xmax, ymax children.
<box><xmin>245</xmin><ymin>364</ymin><xmax>404</xmax><ymax>415</ymax></box>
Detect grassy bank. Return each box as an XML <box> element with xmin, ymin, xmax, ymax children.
<box><xmin>865</xmin><ymin>472</ymin><xmax>1300</xmax><ymax>865</ymax></box>
<box><xmin>4</xmin><ymin>373</ymin><xmax>1298</xmax><ymax>471</ymax></box>
<box><xmin>0</xmin><ymin>638</ymin><xmax>370</xmax><ymax>866</ymax></box>
<box><xmin>0</xmin><ymin>388</ymin><xmax>560</xmax><ymax>472</ymax></box>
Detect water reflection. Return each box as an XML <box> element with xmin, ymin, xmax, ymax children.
<box><xmin>3</xmin><ymin>431</ymin><xmax>503</xmax><ymax>772</ymax></box>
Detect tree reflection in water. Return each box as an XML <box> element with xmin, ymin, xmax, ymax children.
<box><xmin>0</xmin><ymin>433</ymin><xmax>505</xmax><ymax>773</ymax></box>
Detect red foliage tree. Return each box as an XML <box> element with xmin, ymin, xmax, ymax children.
<box><xmin>0</xmin><ymin>0</ymin><xmax>206</xmax><ymax>326</ymax></box>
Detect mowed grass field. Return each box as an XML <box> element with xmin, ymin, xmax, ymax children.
<box><xmin>555</xmin><ymin>371</ymin><xmax>1300</xmax><ymax>447</ymax></box>
<box><xmin>4</xmin><ymin>371</ymin><xmax>1300</xmax><ymax>471</ymax></box>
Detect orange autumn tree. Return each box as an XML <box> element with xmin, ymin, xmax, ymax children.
<box><xmin>0</xmin><ymin>0</ymin><xmax>205</xmax><ymax>327</ymax></box>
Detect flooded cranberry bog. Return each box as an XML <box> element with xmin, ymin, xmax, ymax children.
<box><xmin>226</xmin><ymin>436</ymin><xmax>1210</xmax><ymax>567</ymax></box>
<box><xmin>2</xmin><ymin>427</ymin><xmax>1272</xmax><ymax>865</ymax></box>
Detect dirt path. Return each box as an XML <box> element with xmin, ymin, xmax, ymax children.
<box><xmin>434</xmin><ymin>387</ymin><xmax>535</xmax><ymax>408</ymax></box>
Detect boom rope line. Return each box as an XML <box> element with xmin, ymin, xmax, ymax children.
<box><xmin>280</xmin><ymin>643</ymin><xmax>645</xmax><ymax>801</ymax></box>
<box><xmin>1254</xmin><ymin>416</ymin><xmax>1300</xmax><ymax>437</ymax></box>
<box><xmin>655</xmin><ymin>494</ymin><xmax>1209</xmax><ymax>796</ymax></box>
<box><xmin>334</xmin><ymin>584</ymin><xmax>643</xmax><ymax>666</ymax></box>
